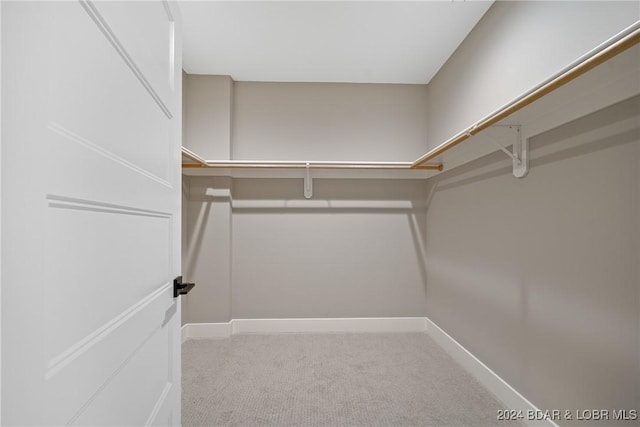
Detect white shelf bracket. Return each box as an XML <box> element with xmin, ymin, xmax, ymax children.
<box><xmin>488</xmin><ymin>125</ymin><xmax>529</xmax><ymax>178</ymax></box>
<box><xmin>304</xmin><ymin>163</ymin><xmax>313</xmax><ymax>199</ymax></box>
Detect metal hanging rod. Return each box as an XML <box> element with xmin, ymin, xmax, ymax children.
<box><xmin>412</xmin><ymin>21</ymin><xmax>640</xmax><ymax>167</ymax></box>
<box><xmin>181</xmin><ymin>153</ymin><xmax>443</xmax><ymax>171</ymax></box>
<box><xmin>181</xmin><ymin>147</ymin><xmax>208</xmax><ymax>166</ymax></box>
<box><xmin>182</xmin><ymin>22</ymin><xmax>639</xmax><ymax>173</ymax></box>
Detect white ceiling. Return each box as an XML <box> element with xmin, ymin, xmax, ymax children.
<box><xmin>179</xmin><ymin>1</ymin><xmax>494</xmax><ymax>84</ymax></box>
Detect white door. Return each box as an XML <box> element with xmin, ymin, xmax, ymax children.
<box><xmin>2</xmin><ymin>1</ymin><xmax>182</xmax><ymax>425</ymax></box>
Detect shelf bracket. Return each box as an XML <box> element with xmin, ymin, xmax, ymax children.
<box><xmin>304</xmin><ymin>162</ymin><xmax>313</xmax><ymax>199</ymax></box>
<box><xmin>488</xmin><ymin>125</ymin><xmax>528</xmax><ymax>178</ymax></box>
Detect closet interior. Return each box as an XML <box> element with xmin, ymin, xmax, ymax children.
<box><xmin>180</xmin><ymin>4</ymin><xmax>640</xmax><ymax>422</ymax></box>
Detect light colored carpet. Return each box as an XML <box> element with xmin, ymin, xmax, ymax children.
<box><xmin>182</xmin><ymin>332</ymin><xmax>519</xmax><ymax>427</ymax></box>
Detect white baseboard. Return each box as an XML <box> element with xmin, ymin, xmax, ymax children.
<box><xmin>182</xmin><ymin>322</ymin><xmax>231</xmax><ymax>342</ymax></box>
<box><xmin>182</xmin><ymin>317</ymin><xmax>426</xmax><ymax>341</ymax></box>
<box><xmin>424</xmin><ymin>318</ymin><xmax>556</xmax><ymax>427</ymax></box>
<box><xmin>182</xmin><ymin>316</ymin><xmax>553</xmax><ymax>427</ymax></box>
<box><xmin>233</xmin><ymin>317</ymin><xmax>428</xmax><ymax>334</ymax></box>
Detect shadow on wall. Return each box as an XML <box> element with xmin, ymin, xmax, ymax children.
<box><xmin>185</xmin><ymin>198</ymin><xmax>212</xmax><ymax>278</ymax></box>
<box><xmin>424</xmin><ymin>94</ymin><xmax>640</xmax><ymax>422</ymax></box>
<box><xmin>179</xmin><ymin>177</ymin><xmax>433</xmax><ymax>319</ymax></box>
<box><xmin>231</xmin><ymin>178</ymin><xmax>430</xmax><ymax>295</ymax></box>
<box><xmin>433</xmin><ymin>94</ymin><xmax>640</xmax><ymax>192</ymax></box>
<box><xmin>182</xmin><ymin>176</ymin><xmax>432</xmax><ymax>320</ymax></box>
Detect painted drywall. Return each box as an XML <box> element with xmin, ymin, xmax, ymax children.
<box><xmin>181</xmin><ymin>176</ymin><xmax>189</xmax><ymax>326</ymax></box>
<box><xmin>425</xmin><ymin>96</ymin><xmax>640</xmax><ymax>425</ymax></box>
<box><xmin>232</xmin><ymin>82</ymin><xmax>429</xmax><ymax>161</ymax></box>
<box><xmin>183</xmin><ymin>74</ymin><xmax>233</xmax><ymax>160</ymax></box>
<box><xmin>231</xmin><ymin>179</ymin><xmax>429</xmax><ymax>319</ymax></box>
<box><xmin>183</xmin><ymin>177</ymin><xmax>233</xmax><ymax>324</ymax></box>
<box><xmin>182</xmin><ymin>178</ymin><xmax>429</xmax><ymax>322</ymax></box>
<box><xmin>181</xmin><ymin>71</ymin><xmax>189</xmax><ymax>326</ymax></box>
<box><xmin>426</xmin><ymin>1</ymin><xmax>640</xmax><ymax>150</ymax></box>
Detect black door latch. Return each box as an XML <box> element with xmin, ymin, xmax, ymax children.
<box><xmin>173</xmin><ymin>276</ymin><xmax>195</xmax><ymax>298</ymax></box>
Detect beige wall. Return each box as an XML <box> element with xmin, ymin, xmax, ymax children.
<box><xmin>183</xmin><ymin>177</ymin><xmax>429</xmax><ymax>322</ymax></box>
<box><xmin>181</xmin><ymin>177</ymin><xmax>189</xmax><ymax>326</ymax></box>
<box><xmin>183</xmin><ymin>177</ymin><xmax>233</xmax><ymax>324</ymax></box>
<box><xmin>183</xmin><ymin>74</ymin><xmax>233</xmax><ymax>159</ymax></box>
<box><xmin>183</xmin><ymin>79</ymin><xmax>430</xmax><ymax>162</ymax></box>
<box><xmin>427</xmin><ymin>1</ymin><xmax>639</xmax><ymax>149</ymax></box>
<box><xmin>182</xmin><ymin>78</ymin><xmax>433</xmax><ymax>322</ymax></box>
<box><xmin>425</xmin><ymin>96</ymin><xmax>640</xmax><ymax>424</ymax></box>
<box><xmin>232</xmin><ymin>178</ymin><xmax>429</xmax><ymax>318</ymax></box>
<box><xmin>182</xmin><ymin>80</ymin><xmax>432</xmax><ymax>322</ymax></box>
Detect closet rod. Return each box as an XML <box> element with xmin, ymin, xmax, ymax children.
<box><xmin>181</xmin><ymin>147</ymin><xmax>208</xmax><ymax>166</ymax></box>
<box><xmin>412</xmin><ymin>21</ymin><xmax>640</xmax><ymax>167</ymax></box>
<box><xmin>181</xmin><ymin>156</ymin><xmax>443</xmax><ymax>171</ymax></box>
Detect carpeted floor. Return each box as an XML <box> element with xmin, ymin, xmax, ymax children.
<box><xmin>182</xmin><ymin>333</ymin><xmax>520</xmax><ymax>427</ymax></box>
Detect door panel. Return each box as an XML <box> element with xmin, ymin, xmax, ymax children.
<box><xmin>43</xmin><ymin>286</ymin><xmax>175</xmax><ymax>425</ymax></box>
<box><xmin>71</xmin><ymin>323</ymin><xmax>174</xmax><ymax>426</ymax></box>
<box><xmin>1</xmin><ymin>1</ymin><xmax>182</xmax><ymax>425</ymax></box>
<box><xmin>44</xmin><ymin>201</ymin><xmax>171</xmax><ymax>363</ymax></box>
<box><xmin>49</xmin><ymin>1</ymin><xmax>174</xmax><ymax>184</ymax></box>
<box><xmin>90</xmin><ymin>1</ymin><xmax>176</xmax><ymax>111</ymax></box>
